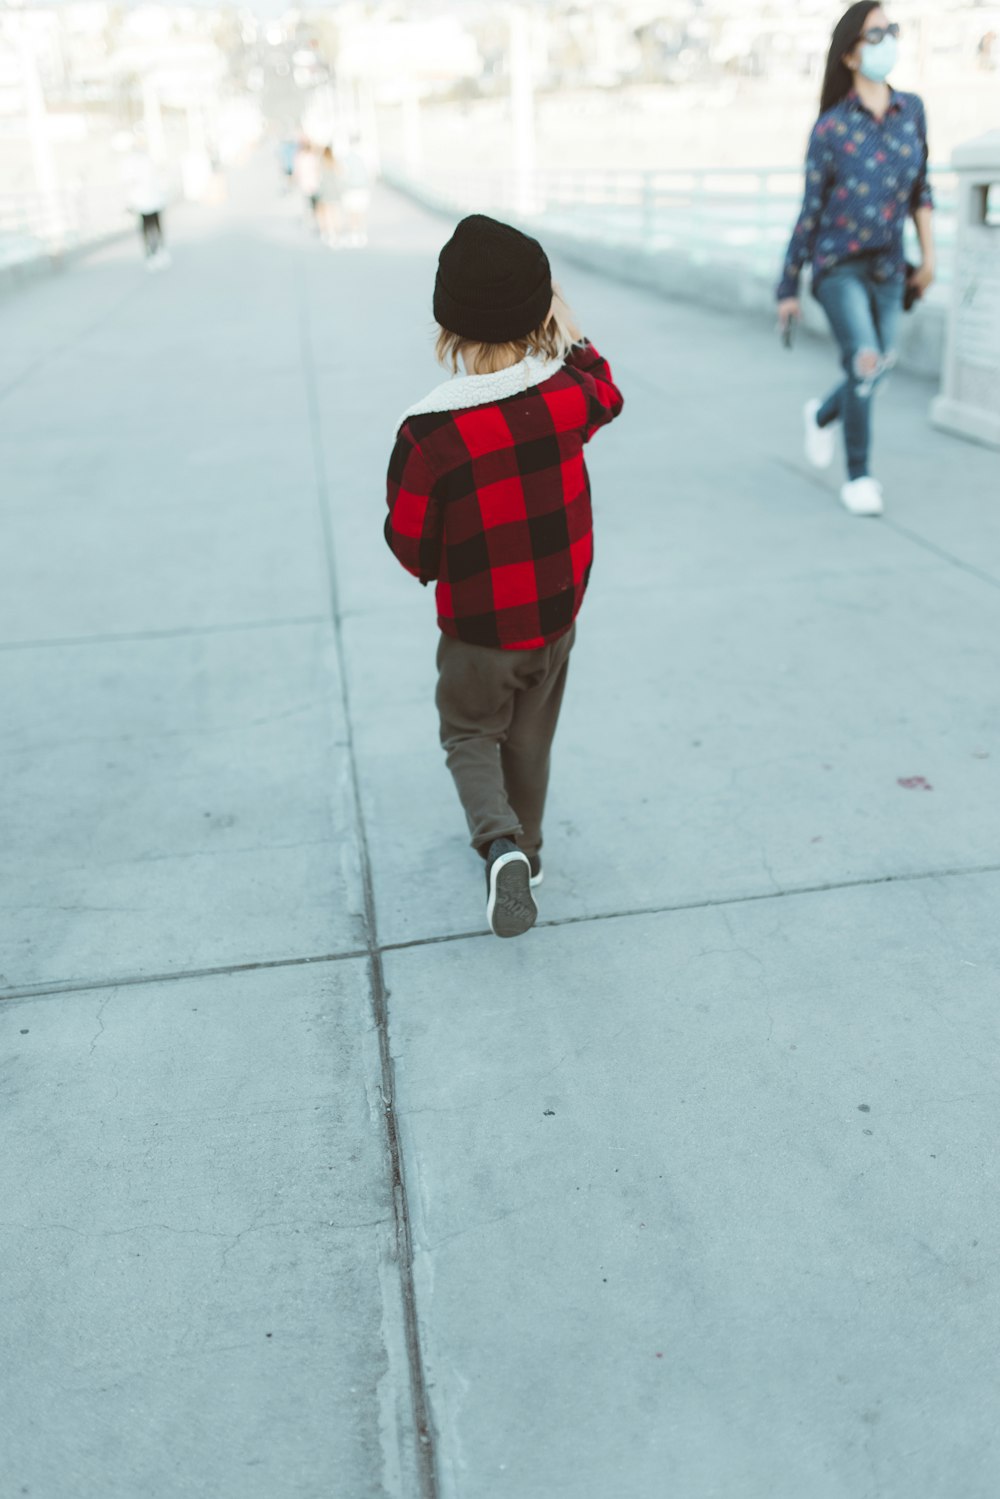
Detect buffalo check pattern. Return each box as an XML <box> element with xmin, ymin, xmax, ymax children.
<box><xmin>385</xmin><ymin>341</ymin><xmax>623</xmax><ymax>650</ymax></box>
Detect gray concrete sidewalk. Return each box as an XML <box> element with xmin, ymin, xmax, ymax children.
<box><xmin>2</xmin><ymin>166</ymin><xmax>999</xmax><ymax>1499</ymax></box>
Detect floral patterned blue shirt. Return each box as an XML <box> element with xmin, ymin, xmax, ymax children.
<box><xmin>777</xmin><ymin>89</ymin><xmax>933</xmax><ymax>301</ymax></box>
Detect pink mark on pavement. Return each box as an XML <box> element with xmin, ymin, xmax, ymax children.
<box><xmin>898</xmin><ymin>776</ymin><xmax>933</xmax><ymax>791</ymax></box>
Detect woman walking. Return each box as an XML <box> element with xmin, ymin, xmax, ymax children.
<box><xmin>777</xmin><ymin>4</ymin><xmax>935</xmax><ymax>516</ymax></box>
<box><xmin>318</xmin><ymin>147</ymin><xmax>343</xmax><ymax>246</ymax></box>
<box><xmin>294</xmin><ymin>142</ymin><xmax>323</xmax><ymax>233</ymax></box>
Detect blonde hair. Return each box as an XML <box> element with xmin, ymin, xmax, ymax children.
<box><xmin>435</xmin><ymin>290</ymin><xmax>582</xmax><ymax>375</ymax></box>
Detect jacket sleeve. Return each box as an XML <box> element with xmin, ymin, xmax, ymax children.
<box><xmin>777</xmin><ymin>120</ymin><xmax>834</xmax><ymax>300</ymax></box>
<box><xmin>385</xmin><ymin>425</ymin><xmax>442</xmax><ymax>585</ymax></box>
<box><xmin>909</xmin><ymin>96</ymin><xmax>934</xmax><ymax>216</ymax></box>
<box><xmin>565</xmin><ymin>339</ymin><xmax>624</xmax><ymax>442</ymax></box>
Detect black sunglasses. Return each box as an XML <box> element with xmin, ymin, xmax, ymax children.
<box><xmin>859</xmin><ymin>22</ymin><xmax>901</xmax><ymax>44</ymax></box>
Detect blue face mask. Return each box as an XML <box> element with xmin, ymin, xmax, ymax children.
<box><xmin>859</xmin><ymin>33</ymin><xmax>898</xmax><ymax>81</ymax></box>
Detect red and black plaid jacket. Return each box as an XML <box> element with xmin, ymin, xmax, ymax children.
<box><xmin>385</xmin><ymin>341</ymin><xmax>623</xmax><ymax>650</ymax></box>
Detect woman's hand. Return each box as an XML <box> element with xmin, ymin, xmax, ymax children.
<box><xmin>908</xmin><ymin>262</ymin><xmax>935</xmax><ymax>298</ymax></box>
<box><xmin>777</xmin><ymin>298</ymin><xmax>800</xmax><ymax>330</ymax></box>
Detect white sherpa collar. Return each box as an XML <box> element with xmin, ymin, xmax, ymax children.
<box><xmin>396</xmin><ymin>354</ymin><xmax>563</xmax><ymax>432</ymax></box>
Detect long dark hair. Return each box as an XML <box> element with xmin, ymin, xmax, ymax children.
<box><xmin>820</xmin><ymin>2</ymin><xmax>879</xmax><ymax>115</ymax></box>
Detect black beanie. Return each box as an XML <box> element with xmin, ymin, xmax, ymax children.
<box><xmin>434</xmin><ymin>214</ymin><xmax>552</xmax><ymax>344</ymax></box>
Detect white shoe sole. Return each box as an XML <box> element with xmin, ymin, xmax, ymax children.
<box><xmin>487</xmin><ymin>851</ymin><xmax>537</xmax><ymax>938</ymax></box>
<box><xmin>804</xmin><ymin>399</ymin><xmax>835</xmax><ymax>469</ymax></box>
<box><xmin>529</xmin><ymin>869</ymin><xmax>543</xmax><ymax>889</ymax></box>
<box><xmin>840</xmin><ymin>481</ymin><xmax>884</xmax><ymax>517</ymax></box>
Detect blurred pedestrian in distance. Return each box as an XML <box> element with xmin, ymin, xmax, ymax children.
<box><xmin>124</xmin><ymin>140</ymin><xmax>170</xmax><ymax>272</ymax></box>
<box><xmin>277</xmin><ymin>137</ymin><xmax>298</xmax><ymax>190</ymax></box>
<box><xmin>318</xmin><ymin>146</ymin><xmax>342</xmax><ymax>246</ymax></box>
<box><xmin>384</xmin><ymin>215</ymin><xmax>623</xmax><ymax>939</ymax></box>
<box><xmin>293</xmin><ymin>141</ymin><xmax>323</xmax><ymax>232</ymax></box>
<box><xmin>777</xmin><ymin>3</ymin><xmax>934</xmax><ymax>517</ymax></box>
<box><xmin>340</xmin><ymin>136</ymin><xmax>372</xmax><ymax>248</ymax></box>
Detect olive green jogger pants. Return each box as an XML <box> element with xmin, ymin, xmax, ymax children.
<box><xmin>435</xmin><ymin>625</ymin><xmax>576</xmax><ymax>860</ymax></box>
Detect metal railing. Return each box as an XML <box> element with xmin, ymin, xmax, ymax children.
<box><xmin>0</xmin><ymin>186</ymin><xmax>130</xmax><ymax>271</ymax></box>
<box><xmin>384</xmin><ymin>162</ymin><xmax>957</xmax><ymax>296</ymax></box>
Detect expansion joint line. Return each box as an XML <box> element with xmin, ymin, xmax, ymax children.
<box><xmin>5</xmin><ymin>858</ymin><xmax>1000</xmax><ymax>1005</ymax></box>
<box><xmin>298</xmin><ymin>287</ymin><xmax>440</xmax><ymax>1499</ymax></box>
<box><xmin>879</xmin><ymin>516</ymin><xmax>1000</xmax><ymax>594</ymax></box>
<box><xmin>0</xmin><ymin>275</ymin><xmax>144</xmax><ymax>405</ymax></box>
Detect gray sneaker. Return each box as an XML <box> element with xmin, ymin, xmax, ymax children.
<box><xmin>485</xmin><ymin>838</ymin><xmax>537</xmax><ymax>938</ymax></box>
<box><xmin>528</xmin><ymin>854</ymin><xmax>543</xmax><ymax>888</ymax></box>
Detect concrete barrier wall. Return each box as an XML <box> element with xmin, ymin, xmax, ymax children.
<box><xmin>385</xmin><ymin>171</ymin><xmax>945</xmax><ymax>384</ymax></box>
<box><xmin>0</xmin><ymin>224</ymin><xmax>134</xmax><ymax>295</ymax></box>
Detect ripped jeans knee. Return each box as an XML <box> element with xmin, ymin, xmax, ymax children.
<box><xmin>850</xmin><ymin>346</ymin><xmax>898</xmax><ymax>399</ymax></box>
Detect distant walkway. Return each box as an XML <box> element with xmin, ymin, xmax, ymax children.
<box><xmin>2</xmin><ymin>161</ymin><xmax>999</xmax><ymax>1499</ymax></box>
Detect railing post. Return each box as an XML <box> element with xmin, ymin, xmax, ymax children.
<box><xmin>641</xmin><ymin>172</ymin><xmax>655</xmax><ymax>252</ymax></box>
<box><xmin>509</xmin><ymin>4</ymin><xmax>536</xmax><ymax>216</ymax></box>
<box><xmin>758</xmin><ymin>171</ymin><xmax>770</xmax><ymax>280</ymax></box>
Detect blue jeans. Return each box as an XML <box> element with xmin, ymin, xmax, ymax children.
<box><xmin>814</xmin><ymin>262</ymin><xmax>904</xmax><ymax>481</ymax></box>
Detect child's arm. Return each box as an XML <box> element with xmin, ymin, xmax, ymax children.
<box><xmin>565</xmin><ymin>340</ymin><xmax>624</xmax><ymax>441</ymax></box>
<box><xmin>385</xmin><ymin>427</ymin><xmax>442</xmax><ymax>585</ymax></box>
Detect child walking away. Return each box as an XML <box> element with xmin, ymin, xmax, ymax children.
<box><xmin>125</xmin><ymin>144</ymin><xmax>169</xmax><ymax>270</ymax></box>
<box><xmin>385</xmin><ymin>214</ymin><xmax>623</xmax><ymax>938</ymax></box>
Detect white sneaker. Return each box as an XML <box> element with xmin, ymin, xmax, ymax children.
<box><xmin>803</xmin><ymin>398</ymin><xmax>835</xmax><ymax>469</ymax></box>
<box><xmin>840</xmin><ymin>477</ymin><xmax>884</xmax><ymax>516</ymax></box>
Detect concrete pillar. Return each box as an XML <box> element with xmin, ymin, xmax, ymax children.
<box><xmin>509</xmin><ymin>5</ymin><xmax>536</xmax><ymax>215</ymax></box>
<box><xmin>402</xmin><ymin>81</ymin><xmax>422</xmax><ymax>174</ymax></box>
<box><xmin>931</xmin><ymin>130</ymin><xmax>1000</xmax><ymax>450</ymax></box>
<box><xmin>16</xmin><ymin>35</ymin><xmax>62</xmax><ymax>241</ymax></box>
<box><xmin>142</xmin><ymin>74</ymin><xmax>166</xmax><ymax>163</ymax></box>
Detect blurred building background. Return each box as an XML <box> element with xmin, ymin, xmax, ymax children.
<box><xmin>364</xmin><ymin>0</ymin><xmax>998</xmax><ymax>172</ymax></box>
<box><xmin>1</xmin><ymin>0</ymin><xmax>997</xmax><ymax>268</ymax></box>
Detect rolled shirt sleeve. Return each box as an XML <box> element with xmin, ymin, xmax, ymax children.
<box><xmin>910</xmin><ymin>96</ymin><xmax>934</xmax><ymax>214</ymax></box>
<box><xmin>777</xmin><ymin>121</ymin><xmax>834</xmax><ymax>301</ymax></box>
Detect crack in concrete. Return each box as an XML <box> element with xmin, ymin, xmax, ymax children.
<box><xmin>0</xmin><ymin>276</ymin><xmax>144</xmax><ymax>405</ymax></box>
<box><xmin>298</xmin><ymin>279</ymin><xmax>440</xmax><ymax>1499</ymax></box>
<box><xmin>399</xmin><ymin>1023</ymin><xmax>631</xmax><ymax>1119</ymax></box>
<box><xmin>5</xmin><ymin>705</ymin><xmax>326</xmax><ymax>755</ymax></box>
<box><xmin>4</xmin><ymin>858</ymin><xmax>1000</xmax><ymax>1007</ymax></box>
<box><xmin>880</xmin><ymin>516</ymin><xmax>1000</xmax><ymax>594</ymax></box>
<box><xmin>422</xmin><ymin>1204</ymin><xmax>533</xmax><ymax>1254</ymax></box>
<box><xmin>87</xmin><ymin>994</ymin><xmax>112</xmax><ymax>1058</ymax></box>
<box><xmin>0</xmin><ymin>1217</ymin><xmax>392</xmax><ymax>1241</ymax></box>
<box><xmin>0</xmin><ymin>949</ymin><xmax>370</xmax><ymax>1004</ymax></box>
<box><xmin>0</xmin><ymin>614</ymin><xmax>327</xmax><ymax>655</ymax></box>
